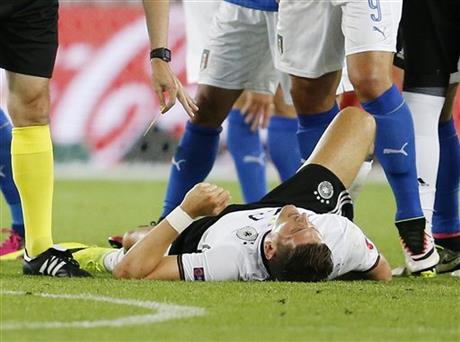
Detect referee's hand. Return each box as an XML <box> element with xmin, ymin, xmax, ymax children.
<box><xmin>151</xmin><ymin>59</ymin><xmax>198</xmax><ymax>118</ymax></box>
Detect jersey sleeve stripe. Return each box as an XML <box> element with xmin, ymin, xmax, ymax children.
<box><xmin>363</xmin><ymin>254</ymin><xmax>381</xmax><ymax>273</ymax></box>
<box><xmin>177</xmin><ymin>255</ymin><xmax>185</xmax><ymax>280</ymax></box>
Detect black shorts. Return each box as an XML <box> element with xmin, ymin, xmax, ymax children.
<box><xmin>394</xmin><ymin>0</ymin><xmax>460</xmax><ymax>88</ymax></box>
<box><xmin>169</xmin><ymin>164</ymin><xmax>352</xmax><ymax>254</ymax></box>
<box><xmin>0</xmin><ymin>0</ymin><xmax>59</xmax><ymax>78</ymax></box>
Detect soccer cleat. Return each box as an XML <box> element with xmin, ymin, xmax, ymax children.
<box><xmin>0</xmin><ymin>228</ymin><xmax>24</xmax><ymax>258</ymax></box>
<box><xmin>392</xmin><ymin>266</ymin><xmax>436</xmax><ymax>278</ymax></box>
<box><xmin>396</xmin><ymin>217</ymin><xmax>440</xmax><ymax>274</ymax></box>
<box><xmin>23</xmin><ymin>246</ymin><xmax>91</xmax><ymax>277</ymax></box>
<box><xmin>73</xmin><ymin>247</ymin><xmax>113</xmax><ymax>273</ymax></box>
<box><xmin>108</xmin><ymin>235</ymin><xmax>123</xmax><ymax>249</ymax></box>
<box><xmin>435</xmin><ymin>246</ymin><xmax>460</xmax><ymax>274</ymax></box>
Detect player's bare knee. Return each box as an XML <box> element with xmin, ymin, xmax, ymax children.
<box><xmin>351</xmin><ymin>75</ymin><xmax>391</xmax><ymax>101</ymax></box>
<box><xmin>192</xmin><ymin>94</ymin><xmax>226</xmax><ymax>128</ymax></box>
<box><xmin>8</xmin><ymin>89</ymin><xmax>50</xmax><ymax>126</ymax></box>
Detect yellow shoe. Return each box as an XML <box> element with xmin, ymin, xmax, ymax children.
<box><xmin>73</xmin><ymin>247</ymin><xmax>113</xmax><ymax>273</ymax></box>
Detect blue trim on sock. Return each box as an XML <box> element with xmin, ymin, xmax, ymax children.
<box><xmin>362</xmin><ymin>85</ymin><xmax>405</xmax><ymax>115</ymax></box>
<box><xmin>227</xmin><ymin>109</ymin><xmax>267</xmax><ymax>203</ymax></box>
<box><xmin>298</xmin><ymin>103</ymin><xmax>339</xmax><ymax>127</ymax></box>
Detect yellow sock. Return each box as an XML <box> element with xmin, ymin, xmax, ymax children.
<box><xmin>11</xmin><ymin>125</ymin><xmax>54</xmax><ymax>257</ymax></box>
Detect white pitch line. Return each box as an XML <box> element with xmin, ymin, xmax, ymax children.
<box><xmin>1</xmin><ymin>291</ymin><xmax>206</xmax><ymax>330</ymax></box>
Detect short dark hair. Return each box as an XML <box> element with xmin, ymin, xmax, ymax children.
<box><xmin>268</xmin><ymin>243</ymin><xmax>333</xmax><ymax>282</ymax></box>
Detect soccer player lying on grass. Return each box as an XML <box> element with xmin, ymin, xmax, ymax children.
<box><xmin>74</xmin><ymin>107</ymin><xmax>392</xmax><ymax>282</ymax></box>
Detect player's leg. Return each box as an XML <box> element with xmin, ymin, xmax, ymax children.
<box><xmin>433</xmin><ymin>83</ymin><xmax>460</xmax><ymax>252</ymax></box>
<box><xmin>259</xmin><ymin>107</ymin><xmax>373</xmax><ymax>221</ymax></box>
<box><xmin>307</xmin><ymin>107</ymin><xmax>375</xmax><ymax>189</ymax></box>
<box><xmin>276</xmin><ymin>0</ymin><xmax>344</xmax><ymax>161</ymax></box>
<box><xmin>267</xmin><ymin>86</ymin><xmax>301</xmax><ymax>181</ymax></box>
<box><xmin>0</xmin><ymin>108</ymin><xmax>24</xmax><ymax>255</ymax></box>
<box><xmin>1</xmin><ymin>0</ymin><xmax>89</xmax><ymax>276</ymax></box>
<box><xmin>162</xmin><ymin>2</ymin><xmax>278</xmax><ymax>215</ymax></box>
<box><xmin>161</xmin><ymin>85</ymin><xmax>241</xmax><ymax>217</ymax></box>
<box><xmin>183</xmin><ymin>0</ymin><xmax>267</xmax><ymax>204</ymax></box>
<box><xmin>394</xmin><ymin>0</ymin><xmax>456</xmax><ymax>230</ymax></box>
<box><xmin>227</xmin><ymin>91</ymin><xmax>268</xmax><ymax>203</ymax></box>
<box><xmin>344</xmin><ymin>0</ymin><xmax>437</xmax><ymax>271</ymax></box>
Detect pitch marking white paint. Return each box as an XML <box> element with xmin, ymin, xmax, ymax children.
<box><xmin>1</xmin><ymin>290</ymin><xmax>206</xmax><ymax>330</ymax></box>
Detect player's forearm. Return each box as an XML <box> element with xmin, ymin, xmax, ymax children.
<box><xmin>113</xmin><ymin>220</ymin><xmax>178</xmax><ymax>279</ymax></box>
<box><xmin>142</xmin><ymin>0</ymin><xmax>169</xmax><ymax>49</ymax></box>
<box><xmin>366</xmin><ymin>255</ymin><xmax>392</xmax><ymax>281</ymax></box>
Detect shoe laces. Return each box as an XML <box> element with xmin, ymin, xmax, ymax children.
<box><xmin>0</xmin><ymin>229</ymin><xmax>23</xmax><ymax>251</ymax></box>
<box><xmin>52</xmin><ymin>249</ymin><xmax>80</xmax><ymax>268</ymax></box>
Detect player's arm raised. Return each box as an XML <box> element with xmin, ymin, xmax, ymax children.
<box><xmin>113</xmin><ymin>183</ymin><xmax>230</xmax><ymax>280</ymax></box>
<box><xmin>142</xmin><ymin>0</ymin><xmax>198</xmax><ymax>117</ymax></box>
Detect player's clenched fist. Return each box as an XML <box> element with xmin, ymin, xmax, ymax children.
<box><xmin>180</xmin><ymin>183</ymin><xmax>231</xmax><ymax>219</ymax></box>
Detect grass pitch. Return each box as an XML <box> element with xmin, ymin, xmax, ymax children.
<box><xmin>1</xmin><ymin>180</ymin><xmax>459</xmax><ymax>341</ymax></box>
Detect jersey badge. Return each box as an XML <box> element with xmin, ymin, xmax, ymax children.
<box><xmin>314</xmin><ymin>181</ymin><xmax>334</xmax><ymax>203</ymax></box>
<box><xmin>236</xmin><ymin>226</ymin><xmax>258</xmax><ymax>242</ymax></box>
<box><xmin>200</xmin><ymin>49</ymin><xmax>210</xmax><ymax>70</ymax></box>
<box><xmin>193</xmin><ymin>267</ymin><xmax>205</xmax><ymax>281</ymax></box>
<box><xmin>365</xmin><ymin>238</ymin><xmax>374</xmax><ymax>250</ymax></box>
<box><xmin>277</xmin><ymin>34</ymin><xmax>283</xmax><ymax>55</ymax></box>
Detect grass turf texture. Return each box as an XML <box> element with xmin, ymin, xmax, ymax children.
<box><xmin>1</xmin><ymin>180</ymin><xmax>459</xmax><ymax>341</ymax></box>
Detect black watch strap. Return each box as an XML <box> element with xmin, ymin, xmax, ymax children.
<box><xmin>150</xmin><ymin>48</ymin><xmax>171</xmax><ymax>62</ymax></box>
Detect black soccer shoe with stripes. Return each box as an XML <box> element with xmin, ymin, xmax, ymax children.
<box><xmin>395</xmin><ymin>217</ymin><xmax>439</xmax><ymax>274</ymax></box>
<box><xmin>23</xmin><ymin>246</ymin><xmax>92</xmax><ymax>277</ymax></box>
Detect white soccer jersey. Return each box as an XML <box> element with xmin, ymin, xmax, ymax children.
<box><xmin>180</xmin><ymin>207</ymin><xmax>379</xmax><ymax>281</ymax></box>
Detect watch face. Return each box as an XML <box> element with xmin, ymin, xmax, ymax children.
<box><xmin>150</xmin><ymin>48</ymin><xmax>171</xmax><ymax>62</ymax></box>
<box><xmin>164</xmin><ymin>49</ymin><xmax>171</xmax><ymax>61</ymax></box>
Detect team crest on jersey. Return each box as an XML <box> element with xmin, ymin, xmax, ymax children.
<box><xmin>200</xmin><ymin>49</ymin><xmax>210</xmax><ymax>70</ymax></box>
<box><xmin>277</xmin><ymin>34</ymin><xmax>283</xmax><ymax>55</ymax></box>
<box><xmin>236</xmin><ymin>226</ymin><xmax>258</xmax><ymax>242</ymax></box>
<box><xmin>193</xmin><ymin>267</ymin><xmax>205</xmax><ymax>281</ymax></box>
<box><xmin>315</xmin><ymin>181</ymin><xmax>334</xmax><ymax>201</ymax></box>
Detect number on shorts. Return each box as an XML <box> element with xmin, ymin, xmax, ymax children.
<box><xmin>368</xmin><ymin>0</ymin><xmax>382</xmax><ymax>22</ymax></box>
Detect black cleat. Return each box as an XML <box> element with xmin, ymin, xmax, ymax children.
<box><xmin>435</xmin><ymin>246</ymin><xmax>460</xmax><ymax>274</ymax></box>
<box><xmin>395</xmin><ymin>217</ymin><xmax>439</xmax><ymax>273</ymax></box>
<box><xmin>23</xmin><ymin>246</ymin><xmax>92</xmax><ymax>277</ymax></box>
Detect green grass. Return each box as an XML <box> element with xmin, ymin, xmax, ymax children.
<box><xmin>1</xmin><ymin>181</ymin><xmax>459</xmax><ymax>341</ymax></box>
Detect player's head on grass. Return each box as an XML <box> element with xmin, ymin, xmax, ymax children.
<box><xmin>264</xmin><ymin>205</ymin><xmax>333</xmax><ymax>282</ymax></box>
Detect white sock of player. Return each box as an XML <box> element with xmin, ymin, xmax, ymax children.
<box><xmin>349</xmin><ymin>160</ymin><xmax>373</xmax><ymax>201</ymax></box>
<box><xmin>103</xmin><ymin>248</ymin><xmax>125</xmax><ymax>272</ymax></box>
<box><xmin>403</xmin><ymin>91</ymin><xmax>444</xmax><ymax>229</ymax></box>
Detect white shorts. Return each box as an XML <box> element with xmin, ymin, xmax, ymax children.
<box><xmin>276</xmin><ymin>0</ymin><xmax>402</xmax><ymax>78</ymax></box>
<box><xmin>183</xmin><ymin>0</ymin><xmax>221</xmax><ymax>84</ymax></box>
<box><xmin>198</xmin><ymin>1</ymin><xmax>280</xmax><ymax>95</ymax></box>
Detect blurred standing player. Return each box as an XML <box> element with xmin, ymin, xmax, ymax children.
<box><xmin>394</xmin><ymin>0</ymin><xmax>460</xmax><ymax>273</ymax></box>
<box><xmin>0</xmin><ymin>0</ymin><xmax>195</xmax><ymax>275</ymax></box>
<box><xmin>0</xmin><ymin>109</ymin><xmax>24</xmax><ymax>256</ymax></box>
<box><xmin>276</xmin><ymin>0</ymin><xmax>439</xmax><ymax>274</ymax></box>
<box><xmin>182</xmin><ymin>0</ymin><xmax>301</xmax><ymax>204</ymax></box>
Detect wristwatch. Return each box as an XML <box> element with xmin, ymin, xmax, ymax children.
<box><xmin>150</xmin><ymin>48</ymin><xmax>171</xmax><ymax>62</ymax></box>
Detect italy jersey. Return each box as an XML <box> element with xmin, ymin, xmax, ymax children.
<box><xmin>178</xmin><ymin>207</ymin><xmax>380</xmax><ymax>281</ymax></box>
<box><xmin>224</xmin><ymin>0</ymin><xmax>278</xmax><ymax>12</ymax></box>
